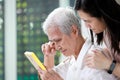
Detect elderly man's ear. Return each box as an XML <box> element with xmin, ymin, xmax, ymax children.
<box><xmin>71</xmin><ymin>25</ymin><xmax>79</xmax><ymax>36</ymax></box>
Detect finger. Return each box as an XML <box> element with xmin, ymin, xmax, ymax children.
<box><xmin>86</xmin><ymin>62</ymin><xmax>95</xmax><ymax>68</ymax></box>
<box><xmin>45</xmin><ymin>71</ymin><xmax>53</xmax><ymax>79</ymax></box>
<box><xmin>38</xmin><ymin>69</ymin><xmax>45</xmax><ymax>80</ymax></box>
<box><xmin>84</xmin><ymin>54</ymin><xmax>95</xmax><ymax>66</ymax></box>
<box><xmin>46</xmin><ymin>42</ymin><xmax>56</xmax><ymax>55</ymax></box>
<box><xmin>45</xmin><ymin>43</ymin><xmax>51</xmax><ymax>53</ymax></box>
<box><xmin>51</xmin><ymin>48</ymin><xmax>56</xmax><ymax>55</ymax></box>
<box><xmin>38</xmin><ymin>70</ymin><xmax>43</xmax><ymax>75</ymax></box>
<box><xmin>49</xmin><ymin>70</ymin><xmax>63</xmax><ymax>80</ymax></box>
<box><xmin>48</xmin><ymin>42</ymin><xmax>56</xmax><ymax>51</ymax></box>
<box><xmin>92</xmin><ymin>50</ymin><xmax>106</xmax><ymax>59</ymax></box>
<box><xmin>92</xmin><ymin>49</ymin><xmax>101</xmax><ymax>54</ymax></box>
<box><xmin>84</xmin><ymin>54</ymin><xmax>93</xmax><ymax>62</ymax></box>
<box><xmin>41</xmin><ymin>43</ymin><xmax>50</xmax><ymax>56</ymax></box>
<box><xmin>38</xmin><ymin>67</ymin><xmax>44</xmax><ymax>74</ymax></box>
<box><xmin>84</xmin><ymin>57</ymin><xmax>92</xmax><ymax>66</ymax></box>
<box><xmin>84</xmin><ymin>57</ymin><xmax>94</xmax><ymax>67</ymax></box>
<box><xmin>42</xmin><ymin>71</ymin><xmax>51</xmax><ymax>80</ymax></box>
<box><xmin>41</xmin><ymin>44</ymin><xmax>45</xmax><ymax>52</ymax></box>
<box><xmin>37</xmin><ymin>71</ymin><xmax>42</xmax><ymax>80</ymax></box>
<box><xmin>50</xmin><ymin>42</ymin><xmax>55</xmax><ymax>48</ymax></box>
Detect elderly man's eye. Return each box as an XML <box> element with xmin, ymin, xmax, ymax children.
<box><xmin>49</xmin><ymin>39</ymin><xmax>61</xmax><ymax>43</ymax></box>
<box><xmin>55</xmin><ymin>39</ymin><xmax>61</xmax><ymax>43</ymax></box>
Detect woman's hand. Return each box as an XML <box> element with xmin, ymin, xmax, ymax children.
<box><xmin>84</xmin><ymin>49</ymin><xmax>112</xmax><ymax>70</ymax></box>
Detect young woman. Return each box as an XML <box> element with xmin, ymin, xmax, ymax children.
<box><xmin>74</xmin><ymin>0</ymin><xmax>120</xmax><ymax>78</ymax></box>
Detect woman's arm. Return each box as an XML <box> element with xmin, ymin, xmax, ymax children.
<box><xmin>84</xmin><ymin>48</ymin><xmax>120</xmax><ymax>78</ymax></box>
<box><xmin>112</xmin><ymin>62</ymin><xmax>120</xmax><ymax>77</ymax></box>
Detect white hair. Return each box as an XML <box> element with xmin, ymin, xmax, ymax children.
<box><xmin>42</xmin><ymin>7</ymin><xmax>81</xmax><ymax>35</ymax></box>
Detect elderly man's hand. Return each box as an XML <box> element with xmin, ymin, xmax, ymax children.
<box><xmin>41</xmin><ymin>42</ymin><xmax>56</xmax><ymax>56</ymax></box>
<box><xmin>38</xmin><ymin>68</ymin><xmax>63</xmax><ymax>80</ymax></box>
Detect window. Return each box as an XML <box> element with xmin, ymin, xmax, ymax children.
<box><xmin>16</xmin><ymin>0</ymin><xmax>59</xmax><ymax>80</ymax></box>
<box><xmin>0</xmin><ymin>0</ymin><xmax>4</xmax><ymax>80</ymax></box>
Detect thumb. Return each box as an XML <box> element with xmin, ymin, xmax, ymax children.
<box><xmin>38</xmin><ymin>68</ymin><xmax>44</xmax><ymax>75</ymax></box>
<box><xmin>51</xmin><ymin>48</ymin><xmax>56</xmax><ymax>55</ymax></box>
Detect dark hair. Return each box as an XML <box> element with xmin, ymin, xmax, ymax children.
<box><xmin>74</xmin><ymin>0</ymin><xmax>120</xmax><ymax>53</ymax></box>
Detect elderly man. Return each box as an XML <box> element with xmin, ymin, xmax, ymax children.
<box><xmin>38</xmin><ymin>7</ymin><xmax>117</xmax><ymax>80</ymax></box>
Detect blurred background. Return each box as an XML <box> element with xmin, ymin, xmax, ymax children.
<box><xmin>0</xmin><ymin>0</ymin><xmax>77</xmax><ymax>80</ymax></box>
<box><xmin>1</xmin><ymin>0</ymin><xmax>120</xmax><ymax>80</ymax></box>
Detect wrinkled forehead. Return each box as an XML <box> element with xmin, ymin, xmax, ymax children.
<box><xmin>47</xmin><ymin>26</ymin><xmax>63</xmax><ymax>40</ymax></box>
<box><xmin>47</xmin><ymin>26</ymin><xmax>61</xmax><ymax>34</ymax></box>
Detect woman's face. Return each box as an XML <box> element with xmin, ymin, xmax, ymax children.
<box><xmin>78</xmin><ymin>10</ymin><xmax>106</xmax><ymax>34</ymax></box>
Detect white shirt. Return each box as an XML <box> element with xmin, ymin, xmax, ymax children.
<box><xmin>53</xmin><ymin>39</ymin><xmax>117</xmax><ymax>80</ymax></box>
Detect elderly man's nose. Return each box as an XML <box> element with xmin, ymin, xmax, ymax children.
<box><xmin>57</xmin><ymin>46</ymin><xmax>62</xmax><ymax>51</ymax></box>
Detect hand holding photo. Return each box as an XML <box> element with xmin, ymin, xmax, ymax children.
<box><xmin>24</xmin><ymin>51</ymin><xmax>46</xmax><ymax>71</ymax></box>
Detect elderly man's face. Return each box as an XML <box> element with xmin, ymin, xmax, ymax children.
<box><xmin>47</xmin><ymin>26</ymin><xmax>76</xmax><ymax>56</ymax></box>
